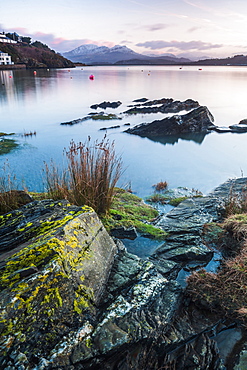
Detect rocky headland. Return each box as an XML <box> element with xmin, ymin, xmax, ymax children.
<box><xmin>1</xmin><ymin>178</ymin><xmax>247</xmax><ymax>369</ymax></box>
<box><xmin>0</xmin><ymin>41</ymin><xmax>75</xmax><ymax>69</ymax></box>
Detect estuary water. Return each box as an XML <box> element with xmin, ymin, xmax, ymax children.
<box><xmin>1</xmin><ymin>65</ymin><xmax>247</xmax><ymax>198</ymax></box>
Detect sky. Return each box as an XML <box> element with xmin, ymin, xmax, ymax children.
<box><xmin>1</xmin><ymin>0</ymin><xmax>247</xmax><ymax>58</ymax></box>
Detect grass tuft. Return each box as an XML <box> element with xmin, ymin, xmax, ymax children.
<box><xmin>152</xmin><ymin>181</ymin><xmax>168</xmax><ymax>192</ymax></box>
<box><xmin>44</xmin><ymin>136</ymin><xmax>123</xmax><ymax>215</ymax></box>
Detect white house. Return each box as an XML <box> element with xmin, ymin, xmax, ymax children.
<box><xmin>0</xmin><ymin>33</ymin><xmax>17</xmax><ymax>44</ymax></box>
<box><xmin>0</xmin><ymin>51</ymin><xmax>14</xmax><ymax>65</ymax></box>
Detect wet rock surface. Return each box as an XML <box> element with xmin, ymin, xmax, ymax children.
<box><xmin>211</xmin><ymin>118</ymin><xmax>247</xmax><ymax>133</ymax></box>
<box><xmin>125</xmin><ymin>105</ymin><xmax>216</xmax><ymax>137</ymax></box>
<box><xmin>90</xmin><ymin>101</ymin><xmax>122</xmax><ymax>109</ymax></box>
<box><xmin>124</xmin><ymin>98</ymin><xmax>199</xmax><ymax>114</ymax></box>
<box><xmin>1</xmin><ymin>178</ymin><xmax>247</xmax><ymax>369</ymax></box>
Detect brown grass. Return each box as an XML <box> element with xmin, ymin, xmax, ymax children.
<box><xmin>222</xmin><ymin>213</ymin><xmax>247</xmax><ymax>242</ymax></box>
<box><xmin>224</xmin><ymin>185</ymin><xmax>247</xmax><ymax>216</ymax></box>
<box><xmin>44</xmin><ymin>136</ymin><xmax>123</xmax><ymax>215</ymax></box>
<box><xmin>152</xmin><ymin>181</ymin><xmax>168</xmax><ymax>192</ymax></box>
<box><xmin>0</xmin><ymin>160</ymin><xmax>31</xmax><ymax>214</ymax></box>
<box><xmin>186</xmin><ymin>245</ymin><xmax>247</xmax><ymax>323</ymax></box>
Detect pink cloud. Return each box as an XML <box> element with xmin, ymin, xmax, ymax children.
<box><xmin>136</xmin><ymin>40</ymin><xmax>223</xmax><ymax>51</ymax></box>
<box><xmin>0</xmin><ymin>25</ymin><xmax>114</xmax><ymax>52</ymax></box>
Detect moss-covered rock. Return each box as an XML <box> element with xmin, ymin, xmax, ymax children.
<box><xmin>0</xmin><ymin>199</ymin><xmax>117</xmax><ymax>368</ymax></box>
<box><xmin>101</xmin><ymin>188</ymin><xmax>167</xmax><ymax>239</ymax></box>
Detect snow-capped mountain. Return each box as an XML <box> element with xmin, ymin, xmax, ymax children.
<box><xmin>66</xmin><ymin>44</ymin><xmax>108</xmax><ymax>56</ymax></box>
<box><xmin>63</xmin><ymin>44</ymin><xmax>141</xmax><ymax>64</ymax></box>
<box><xmin>63</xmin><ymin>44</ymin><xmax>192</xmax><ymax>65</ymax></box>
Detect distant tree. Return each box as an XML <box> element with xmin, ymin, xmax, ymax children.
<box><xmin>31</xmin><ymin>41</ymin><xmax>49</xmax><ymax>50</ymax></box>
<box><xmin>21</xmin><ymin>36</ymin><xmax>32</xmax><ymax>44</ymax></box>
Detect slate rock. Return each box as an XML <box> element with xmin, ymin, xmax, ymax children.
<box><xmin>110</xmin><ymin>226</ymin><xmax>138</xmax><ymax>239</ymax></box>
<box><xmin>90</xmin><ymin>101</ymin><xmax>122</xmax><ymax>109</ymax></box>
<box><xmin>125</xmin><ymin>106</ymin><xmax>215</xmax><ymax>137</ymax></box>
<box><xmin>0</xmin><ymin>200</ymin><xmax>117</xmax><ymax>369</ymax></box>
<box><xmin>229</xmin><ymin>124</ymin><xmax>247</xmax><ymax>132</ymax></box>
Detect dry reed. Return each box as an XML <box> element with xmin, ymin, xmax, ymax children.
<box><xmin>45</xmin><ymin>136</ymin><xmax>123</xmax><ymax>214</ymax></box>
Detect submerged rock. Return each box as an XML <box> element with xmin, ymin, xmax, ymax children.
<box><xmin>125</xmin><ymin>106</ymin><xmax>215</xmax><ymax>137</ymax></box>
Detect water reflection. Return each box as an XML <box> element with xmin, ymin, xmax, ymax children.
<box><xmin>2</xmin><ymin>66</ymin><xmax>247</xmax><ymax>198</ymax></box>
<box><xmin>0</xmin><ymin>68</ymin><xmax>67</xmax><ymax>105</ymax></box>
<box><xmin>141</xmin><ymin>132</ymin><xmax>208</xmax><ymax>145</ymax></box>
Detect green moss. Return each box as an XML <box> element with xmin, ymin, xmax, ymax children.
<box><xmin>0</xmin><ymin>132</ymin><xmax>15</xmax><ymax>137</ymax></box>
<box><xmin>0</xmin><ymin>221</ymin><xmax>95</xmax><ymax>338</ymax></box>
<box><xmin>146</xmin><ymin>193</ymin><xmax>170</xmax><ymax>204</ymax></box>
<box><xmin>0</xmin><ymin>204</ymin><xmax>94</xmax><ymax>291</ymax></box>
<box><xmin>0</xmin><ymin>138</ymin><xmax>19</xmax><ymax>155</ymax></box>
<box><xmin>169</xmin><ymin>196</ymin><xmax>188</xmax><ymax>206</ymax></box>
<box><xmin>85</xmin><ymin>337</ymin><xmax>92</xmax><ymax>348</ymax></box>
<box><xmin>100</xmin><ymin>188</ymin><xmax>167</xmax><ymax>239</ymax></box>
<box><xmin>91</xmin><ymin>113</ymin><xmax>121</xmax><ymax>120</ymax></box>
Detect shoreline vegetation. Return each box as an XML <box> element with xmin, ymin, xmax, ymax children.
<box><xmin>186</xmin><ymin>185</ymin><xmax>247</xmax><ymax>325</ymax></box>
<box><xmin>2</xmin><ymin>132</ymin><xmax>247</xmax><ymax>365</ymax></box>
<box><xmin>0</xmin><ymin>137</ymin><xmax>167</xmax><ymax>239</ymax></box>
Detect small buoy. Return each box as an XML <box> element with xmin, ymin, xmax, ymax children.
<box><xmin>9</xmin><ymin>75</ymin><xmax>12</xmax><ymax>78</ymax></box>
<box><xmin>89</xmin><ymin>74</ymin><xmax>94</xmax><ymax>80</ymax></box>
<box><xmin>33</xmin><ymin>71</ymin><xmax>37</xmax><ymax>75</ymax></box>
<box><xmin>198</xmin><ymin>68</ymin><xmax>202</xmax><ymax>71</ymax></box>
<box><xmin>179</xmin><ymin>67</ymin><xmax>182</xmax><ymax>69</ymax></box>
<box><xmin>68</xmin><ymin>70</ymin><xmax>70</xmax><ymax>72</ymax></box>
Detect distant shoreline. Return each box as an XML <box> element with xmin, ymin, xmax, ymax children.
<box><xmin>0</xmin><ymin>64</ymin><xmax>26</xmax><ymax>70</ymax></box>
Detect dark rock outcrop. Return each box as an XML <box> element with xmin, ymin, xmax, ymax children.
<box><xmin>125</xmin><ymin>98</ymin><xmax>199</xmax><ymax>115</ymax></box>
<box><xmin>125</xmin><ymin>106</ymin><xmax>215</xmax><ymax>137</ymax></box>
<box><xmin>99</xmin><ymin>124</ymin><xmax>121</xmax><ymax>130</ymax></box>
<box><xmin>110</xmin><ymin>226</ymin><xmax>138</xmax><ymax>239</ymax></box>
<box><xmin>1</xmin><ymin>178</ymin><xmax>247</xmax><ymax>369</ymax></box>
<box><xmin>90</xmin><ymin>101</ymin><xmax>122</xmax><ymax>109</ymax></box>
<box><xmin>210</xmin><ymin>118</ymin><xmax>247</xmax><ymax>134</ymax></box>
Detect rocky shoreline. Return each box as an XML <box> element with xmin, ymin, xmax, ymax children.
<box><xmin>1</xmin><ymin>178</ymin><xmax>247</xmax><ymax>369</ymax></box>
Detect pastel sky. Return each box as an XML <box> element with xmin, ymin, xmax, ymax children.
<box><xmin>1</xmin><ymin>0</ymin><xmax>247</xmax><ymax>58</ymax></box>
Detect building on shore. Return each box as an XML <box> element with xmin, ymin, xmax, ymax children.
<box><xmin>0</xmin><ymin>51</ymin><xmax>14</xmax><ymax>65</ymax></box>
<box><xmin>0</xmin><ymin>33</ymin><xmax>17</xmax><ymax>44</ymax></box>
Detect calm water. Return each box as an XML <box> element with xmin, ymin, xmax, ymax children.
<box><xmin>1</xmin><ymin>65</ymin><xmax>247</xmax><ymax>198</ymax></box>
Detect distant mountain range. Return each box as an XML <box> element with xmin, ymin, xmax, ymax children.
<box><xmin>63</xmin><ymin>44</ymin><xmax>247</xmax><ymax>66</ymax></box>
<box><xmin>62</xmin><ymin>44</ymin><xmax>191</xmax><ymax>65</ymax></box>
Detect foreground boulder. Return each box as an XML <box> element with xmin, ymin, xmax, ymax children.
<box><xmin>0</xmin><ymin>200</ymin><xmax>117</xmax><ymax>369</ymax></box>
<box><xmin>125</xmin><ymin>106</ymin><xmax>215</xmax><ymax>137</ymax></box>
